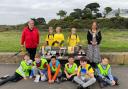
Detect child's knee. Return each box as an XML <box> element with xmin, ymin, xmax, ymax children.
<box><xmin>91</xmin><ymin>78</ymin><xmax>96</xmax><ymax>83</ymax></box>
<box><xmin>74</xmin><ymin>76</ymin><xmax>79</xmax><ymax>81</ymax></box>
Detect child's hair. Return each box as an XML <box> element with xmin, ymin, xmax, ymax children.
<box><xmin>51</xmin><ymin>56</ymin><xmax>56</xmax><ymax>59</ymax></box>
<box><xmin>80</xmin><ymin>57</ymin><xmax>88</xmax><ymax>62</ymax></box>
<box><xmin>48</xmin><ymin>27</ymin><xmax>54</xmax><ymax>31</ymax></box>
<box><xmin>24</xmin><ymin>52</ymin><xmax>30</xmax><ymax>57</ymax></box>
<box><xmin>68</xmin><ymin>54</ymin><xmax>74</xmax><ymax>59</ymax></box>
<box><xmin>35</xmin><ymin>53</ymin><xmax>41</xmax><ymax>58</ymax></box>
<box><xmin>23</xmin><ymin>53</ymin><xmax>30</xmax><ymax>60</ymax></box>
<box><xmin>56</xmin><ymin>27</ymin><xmax>62</xmax><ymax>32</ymax></box>
<box><xmin>71</xmin><ymin>28</ymin><xmax>76</xmax><ymax>31</ymax></box>
<box><xmin>102</xmin><ymin>56</ymin><xmax>110</xmax><ymax>61</ymax></box>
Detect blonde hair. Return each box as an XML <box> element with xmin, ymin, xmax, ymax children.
<box><xmin>35</xmin><ymin>53</ymin><xmax>41</xmax><ymax>58</ymax></box>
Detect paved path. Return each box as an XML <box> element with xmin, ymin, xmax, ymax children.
<box><xmin>0</xmin><ymin>64</ymin><xmax>128</xmax><ymax>89</ymax></box>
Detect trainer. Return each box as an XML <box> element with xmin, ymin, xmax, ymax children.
<box><xmin>21</xmin><ymin>19</ymin><xmax>39</xmax><ymax>61</ymax></box>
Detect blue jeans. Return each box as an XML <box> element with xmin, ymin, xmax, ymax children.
<box><xmin>96</xmin><ymin>75</ymin><xmax>118</xmax><ymax>85</ymax></box>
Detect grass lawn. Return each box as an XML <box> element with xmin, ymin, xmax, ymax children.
<box><xmin>0</xmin><ymin>29</ymin><xmax>128</xmax><ymax>52</ymax></box>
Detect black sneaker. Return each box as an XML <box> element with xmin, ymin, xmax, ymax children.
<box><xmin>77</xmin><ymin>85</ymin><xmax>84</xmax><ymax>89</ymax></box>
<box><xmin>0</xmin><ymin>75</ymin><xmax>10</xmax><ymax>80</ymax></box>
<box><xmin>85</xmin><ymin>87</ymin><xmax>90</xmax><ymax>89</ymax></box>
<box><xmin>55</xmin><ymin>78</ymin><xmax>61</xmax><ymax>84</ymax></box>
<box><xmin>99</xmin><ymin>82</ymin><xmax>105</xmax><ymax>88</ymax></box>
<box><xmin>61</xmin><ymin>77</ymin><xmax>67</xmax><ymax>82</ymax></box>
<box><xmin>115</xmin><ymin>81</ymin><xmax>120</xmax><ymax>86</ymax></box>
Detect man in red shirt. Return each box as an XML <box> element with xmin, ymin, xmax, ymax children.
<box><xmin>21</xmin><ymin>19</ymin><xmax>39</xmax><ymax>61</ymax></box>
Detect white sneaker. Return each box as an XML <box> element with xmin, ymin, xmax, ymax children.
<box><xmin>29</xmin><ymin>76</ymin><xmax>33</xmax><ymax>79</ymax></box>
<box><xmin>34</xmin><ymin>75</ymin><xmax>40</xmax><ymax>83</ymax></box>
<box><xmin>41</xmin><ymin>75</ymin><xmax>47</xmax><ymax>81</ymax></box>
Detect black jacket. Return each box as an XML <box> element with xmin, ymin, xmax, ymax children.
<box><xmin>87</xmin><ymin>30</ymin><xmax>102</xmax><ymax>45</ymax></box>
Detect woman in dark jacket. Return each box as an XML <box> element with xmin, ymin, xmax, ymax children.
<box><xmin>87</xmin><ymin>21</ymin><xmax>102</xmax><ymax>68</ymax></box>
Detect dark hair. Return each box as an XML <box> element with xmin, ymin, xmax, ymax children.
<box><xmin>68</xmin><ymin>54</ymin><xmax>74</xmax><ymax>59</ymax></box>
<box><xmin>102</xmin><ymin>56</ymin><xmax>110</xmax><ymax>61</ymax></box>
<box><xmin>80</xmin><ymin>57</ymin><xmax>88</xmax><ymax>62</ymax></box>
<box><xmin>51</xmin><ymin>56</ymin><xmax>56</xmax><ymax>59</ymax></box>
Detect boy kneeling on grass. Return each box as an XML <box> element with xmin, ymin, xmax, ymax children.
<box><xmin>31</xmin><ymin>54</ymin><xmax>48</xmax><ymax>83</ymax></box>
<box><xmin>0</xmin><ymin>53</ymin><xmax>32</xmax><ymax>86</ymax></box>
<box><xmin>74</xmin><ymin>57</ymin><xmax>96</xmax><ymax>89</ymax></box>
<box><xmin>48</xmin><ymin>56</ymin><xmax>62</xmax><ymax>84</ymax></box>
<box><xmin>62</xmin><ymin>55</ymin><xmax>77</xmax><ymax>81</ymax></box>
<box><xmin>96</xmin><ymin>57</ymin><xmax>119</xmax><ymax>88</ymax></box>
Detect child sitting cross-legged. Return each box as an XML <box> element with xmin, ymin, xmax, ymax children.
<box><xmin>96</xmin><ymin>57</ymin><xmax>119</xmax><ymax>88</ymax></box>
<box><xmin>74</xmin><ymin>57</ymin><xmax>96</xmax><ymax>89</ymax></box>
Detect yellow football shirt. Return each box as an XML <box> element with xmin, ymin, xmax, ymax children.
<box><xmin>53</xmin><ymin>33</ymin><xmax>65</xmax><ymax>47</ymax></box>
<box><xmin>78</xmin><ymin>64</ymin><xmax>94</xmax><ymax>78</ymax></box>
<box><xmin>67</xmin><ymin>34</ymin><xmax>80</xmax><ymax>47</ymax></box>
<box><xmin>45</xmin><ymin>34</ymin><xmax>54</xmax><ymax>46</ymax></box>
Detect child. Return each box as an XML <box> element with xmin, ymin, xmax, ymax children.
<box><xmin>52</xmin><ymin>27</ymin><xmax>65</xmax><ymax>47</ymax></box>
<box><xmin>45</xmin><ymin>27</ymin><xmax>54</xmax><ymax>46</ymax></box>
<box><xmin>74</xmin><ymin>57</ymin><xmax>96</xmax><ymax>89</ymax></box>
<box><xmin>31</xmin><ymin>54</ymin><xmax>48</xmax><ymax>83</ymax></box>
<box><xmin>96</xmin><ymin>57</ymin><xmax>119</xmax><ymax>88</ymax></box>
<box><xmin>0</xmin><ymin>53</ymin><xmax>32</xmax><ymax>86</ymax></box>
<box><xmin>48</xmin><ymin>56</ymin><xmax>62</xmax><ymax>84</ymax></box>
<box><xmin>67</xmin><ymin>28</ymin><xmax>80</xmax><ymax>47</ymax></box>
<box><xmin>63</xmin><ymin>55</ymin><xmax>77</xmax><ymax>81</ymax></box>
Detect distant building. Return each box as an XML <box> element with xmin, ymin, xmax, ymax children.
<box><xmin>106</xmin><ymin>9</ymin><xmax>128</xmax><ymax>18</ymax></box>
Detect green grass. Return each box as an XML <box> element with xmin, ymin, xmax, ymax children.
<box><xmin>0</xmin><ymin>29</ymin><xmax>128</xmax><ymax>52</ymax></box>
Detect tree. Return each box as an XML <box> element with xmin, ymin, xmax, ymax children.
<box><xmin>96</xmin><ymin>13</ymin><xmax>102</xmax><ymax>18</ymax></box>
<box><xmin>69</xmin><ymin>8</ymin><xmax>83</xmax><ymax>19</ymax></box>
<box><xmin>74</xmin><ymin>8</ymin><xmax>83</xmax><ymax>19</ymax></box>
<box><xmin>104</xmin><ymin>7</ymin><xmax>112</xmax><ymax>18</ymax></box>
<box><xmin>82</xmin><ymin>8</ymin><xmax>92</xmax><ymax>19</ymax></box>
<box><xmin>31</xmin><ymin>18</ymin><xmax>46</xmax><ymax>25</ymax></box>
<box><xmin>37</xmin><ymin>18</ymin><xmax>46</xmax><ymax>25</ymax></box>
<box><xmin>70</xmin><ymin>12</ymin><xmax>78</xmax><ymax>19</ymax></box>
<box><xmin>57</xmin><ymin>10</ymin><xmax>67</xmax><ymax>19</ymax></box>
<box><xmin>85</xmin><ymin>2</ymin><xmax>100</xmax><ymax>14</ymax></box>
<box><xmin>115</xmin><ymin>8</ymin><xmax>120</xmax><ymax>17</ymax></box>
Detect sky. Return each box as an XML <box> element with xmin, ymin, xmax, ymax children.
<box><xmin>0</xmin><ymin>0</ymin><xmax>128</xmax><ymax>25</ymax></box>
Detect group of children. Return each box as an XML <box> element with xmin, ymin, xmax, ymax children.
<box><xmin>45</xmin><ymin>27</ymin><xmax>80</xmax><ymax>47</ymax></box>
<box><xmin>0</xmin><ymin>53</ymin><xmax>119</xmax><ymax>89</ymax></box>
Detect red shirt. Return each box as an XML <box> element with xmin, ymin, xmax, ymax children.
<box><xmin>21</xmin><ymin>26</ymin><xmax>39</xmax><ymax>48</ymax></box>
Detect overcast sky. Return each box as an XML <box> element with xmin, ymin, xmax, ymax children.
<box><xmin>0</xmin><ymin>0</ymin><xmax>128</xmax><ymax>25</ymax></box>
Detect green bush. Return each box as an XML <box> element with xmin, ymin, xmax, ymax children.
<box><xmin>47</xmin><ymin>17</ymin><xmax>128</xmax><ymax>30</ymax></box>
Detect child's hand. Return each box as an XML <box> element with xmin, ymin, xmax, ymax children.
<box><xmin>77</xmin><ymin>74</ymin><xmax>81</xmax><ymax>78</ymax></box>
<box><xmin>48</xmin><ymin>80</ymin><xmax>52</xmax><ymax>84</ymax></box>
<box><xmin>67</xmin><ymin>75</ymin><xmax>71</xmax><ymax>79</ymax></box>
<box><xmin>64</xmin><ymin>68</ymin><xmax>66</xmax><ymax>73</ymax></box>
<box><xmin>86</xmin><ymin>71</ymin><xmax>90</xmax><ymax>75</ymax></box>
<box><xmin>51</xmin><ymin>80</ymin><xmax>54</xmax><ymax>83</ymax></box>
<box><xmin>111</xmin><ymin>80</ymin><xmax>116</xmax><ymax>86</ymax></box>
<box><xmin>24</xmin><ymin>77</ymin><xmax>27</xmax><ymax>80</ymax></box>
<box><xmin>49</xmin><ymin>80</ymin><xmax>54</xmax><ymax>84</ymax></box>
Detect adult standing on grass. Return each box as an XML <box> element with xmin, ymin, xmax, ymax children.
<box><xmin>87</xmin><ymin>21</ymin><xmax>102</xmax><ymax>68</ymax></box>
<box><xmin>21</xmin><ymin>19</ymin><xmax>39</xmax><ymax>61</ymax></box>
